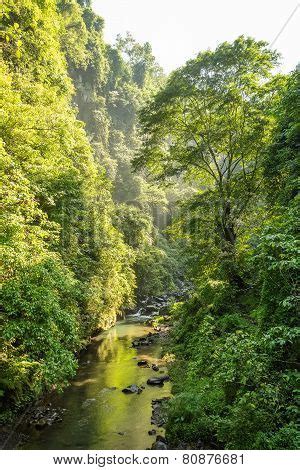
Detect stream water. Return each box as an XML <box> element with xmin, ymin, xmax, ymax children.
<box><xmin>22</xmin><ymin>318</ymin><xmax>171</xmax><ymax>450</ymax></box>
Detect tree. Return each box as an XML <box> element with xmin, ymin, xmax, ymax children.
<box><xmin>163</xmin><ymin>67</ymin><xmax>299</xmax><ymax>450</ymax></box>
<box><xmin>134</xmin><ymin>37</ymin><xmax>281</xmax><ymax>283</ymax></box>
<box><xmin>115</xmin><ymin>32</ymin><xmax>163</xmax><ymax>89</ymax></box>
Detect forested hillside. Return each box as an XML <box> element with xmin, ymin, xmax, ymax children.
<box><xmin>0</xmin><ymin>0</ymin><xmax>299</xmax><ymax>451</ymax></box>
<box><xmin>135</xmin><ymin>39</ymin><xmax>299</xmax><ymax>449</ymax></box>
<box><xmin>0</xmin><ymin>0</ymin><xmax>182</xmax><ymax>422</ymax></box>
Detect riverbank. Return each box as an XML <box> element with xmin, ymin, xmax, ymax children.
<box><xmin>2</xmin><ymin>317</ymin><xmax>172</xmax><ymax>450</ymax></box>
<box><xmin>1</xmin><ymin>287</ymin><xmax>191</xmax><ymax>450</ymax></box>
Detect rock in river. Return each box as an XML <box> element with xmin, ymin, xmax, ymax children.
<box><xmin>122</xmin><ymin>384</ymin><xmax>143</xmax><ymax>394</ymax></box>
<box><xmin>151</xmin><ymin>435</ymin><xmax>168</xmax><ymax>450</ymax></box>
<box><xmin>137</xmin><ymin>360</ymin><xmax>149</xmax><ymax>368</ymax></box>
<box><xmin>147</xmin><ymin>375</ymin><xmax>170</xmax><ymax>386</ymax></box>
<box><xmin>28</xmin><ymin>406</ymin><xmax>64</xmax><ymax>429</ymax></box>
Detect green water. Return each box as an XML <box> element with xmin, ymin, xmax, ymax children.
<box><xmin>23</xmin><ymin>319</ymin><xmax>171</xmax><ymax>449</ymax></box>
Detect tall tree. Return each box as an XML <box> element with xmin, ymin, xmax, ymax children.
<box><xmin>134</xmin><ymin>37</ymin><xmax>282</xmax><ymax>283</ymax></box>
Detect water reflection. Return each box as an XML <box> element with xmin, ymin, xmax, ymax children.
<box><xmin>23</xmin><ymin>321</ymin><xmax>171</xmax><ymax>450</ymax></box>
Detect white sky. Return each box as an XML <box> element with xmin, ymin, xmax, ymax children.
<box><xmin>92</xmin><ymin>0</ymin><xmax>299</xmax><ymax>73</ymax></box>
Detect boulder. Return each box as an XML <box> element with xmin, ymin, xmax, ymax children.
<box><xmin>137</xmin><ymin>360</ymin><xmax>149</xmax><ymax>368</ymax></box>
<box><xmin>122</xmin><ymin>384</ymin><xmax>142</xmax><ymax>394</ymax></box>
<box><xmin>151</xmin><ymin>436</ymin><xmax>168</xmax><ymax>450</ymax></box>
<box><xmin>147</xmin><ymin>375</ymin><xmax>170</xmax><ymax>386</ymax></box>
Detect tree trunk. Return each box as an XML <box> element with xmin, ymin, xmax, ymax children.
<box><xmin>217</xmin><ymin>201</ymin><xmax>246</xmax><ymax>289</ymax></box>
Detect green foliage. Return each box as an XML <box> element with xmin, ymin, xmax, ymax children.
<box><xmin>115</xmin><ymin>32</ymin><xmax>164</xmax><ymax>90</ymax></box>
<box><xmin>114</xmin><ymin>205</ymin><xmax>184</xmax><ymax>299</ymax></box>
<box><xmin>135</xmin><ymin>40</ymin><xmax>299</xmax><ymax>450</ymax></box>
<box><xmin>135</xmin><ymin>236</ymin><xmax>183</xmax><ymax>299</ymax></box>
<box><xmin>0</xmin><ymin>0</ymin><xmax>181</xmax><ymax>423</ymax></box>
<box><xmin>2</xmin><ymin>0</ymin><xmax>297</xmax><ymax>451</ymax></box>
<box><xmin>251</xmin><ymin>207</ymin><xmax>299</xmax><ymax>327</ymax></box>
<box><xmin>263</xmin><ymin>71</ymin><xmax>300</xmax><ymax>204</ymax></box>
<box><xmin>60</xmin><ymin>1</ymin><xmax>181</xmax><ymax>305</ymax></box>
<box><xmin>166</xmin><ymin>298</ymin><xmax>299</xmax><ymax>449</ymax></box>
<box><xmin>135</xmin><ymin>37</ymin><xmax>284</xmax><ymax>290</ymax></box>
<box><xmin>113</xmin><ymin>204</ymin><xmax>152</xmax><ymax>249</ymax></box>
<box><xmin>0</xmin><ymin>132</ymin><xmax>80</xmax><ymax>409</ymax></box>
<box><xmin>0</xmin><ymin>0</ymin><xmax>136</xmax><ymax>419</ymax></box>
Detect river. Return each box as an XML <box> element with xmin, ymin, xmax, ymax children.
<box><xmin>22</xmin><ymin>317</ymin><xmax>171</xmax><ymax>450</ymax></box>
